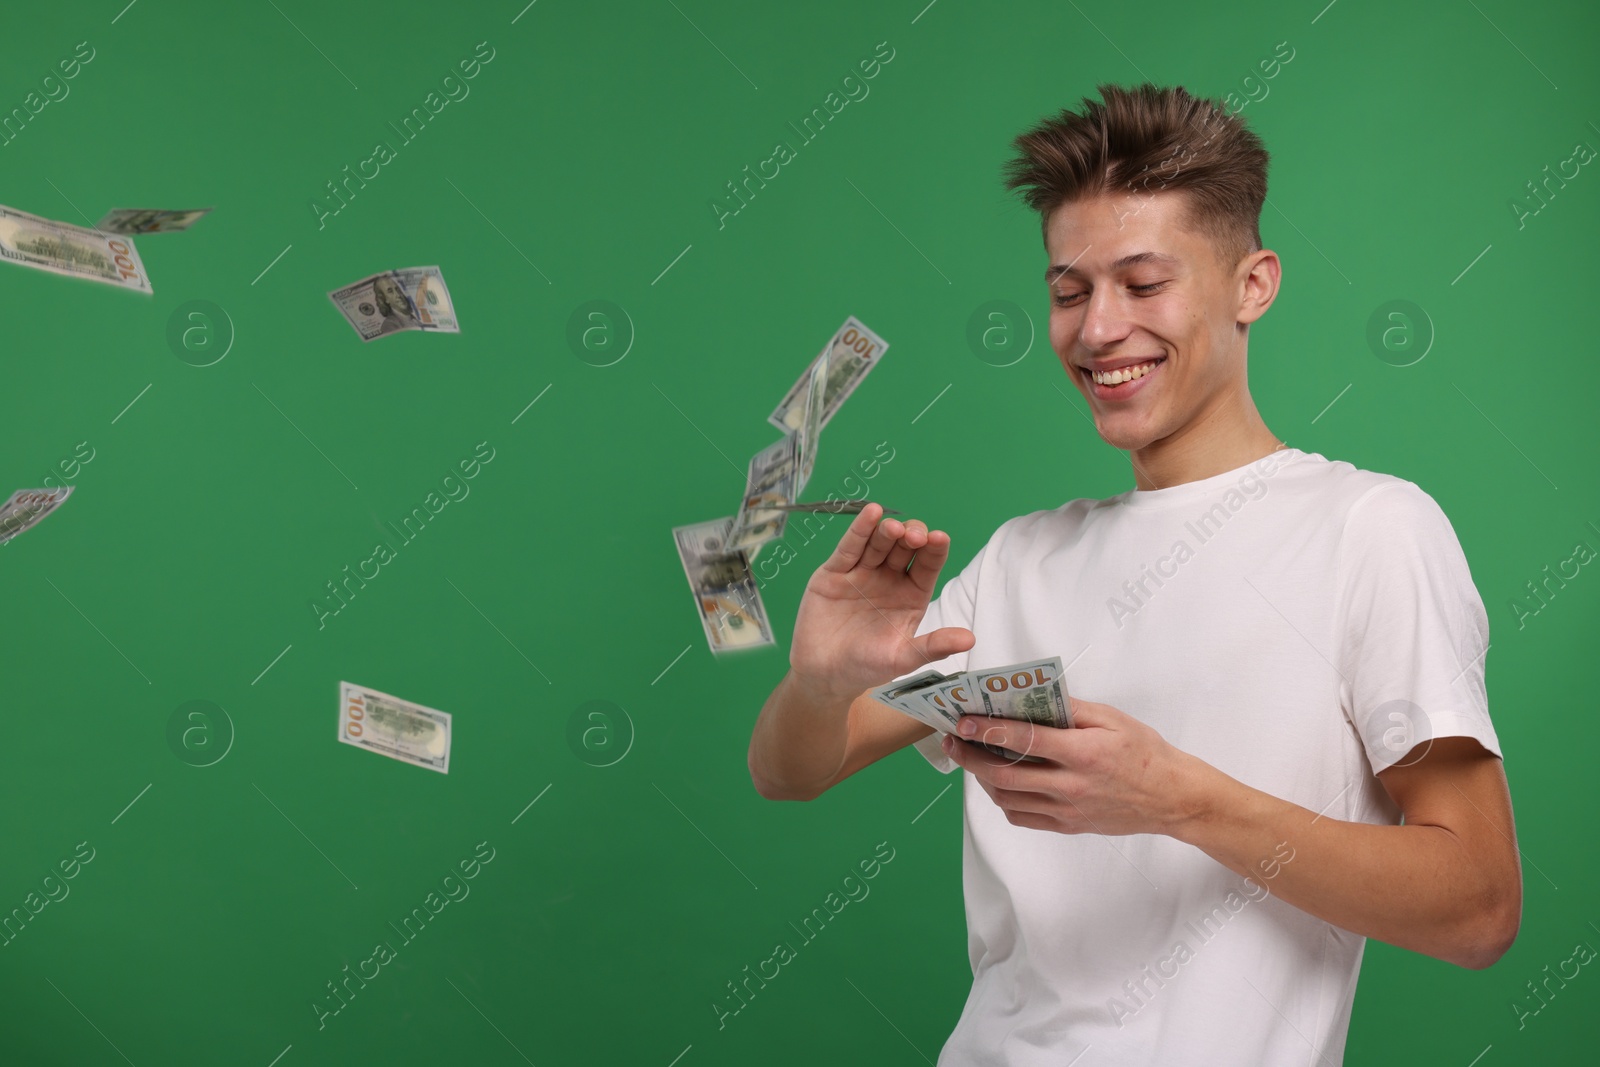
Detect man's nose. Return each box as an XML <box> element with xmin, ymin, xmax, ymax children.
<box><xmin>1078</xmin><ymin>287</ymin><xmax>1132</xmax><ymax>350</ymax></box>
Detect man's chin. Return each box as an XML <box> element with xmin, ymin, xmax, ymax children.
<box><xmin>1089</xmin><ymin>416</ymin><xmax>1162</xmax><ymax>453</ymax></box>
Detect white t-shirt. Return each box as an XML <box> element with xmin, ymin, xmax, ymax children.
<box><xmin>893</xmin><ymin>447</ymin><xmax>1501</xmax><ymax>1066</ymax></box>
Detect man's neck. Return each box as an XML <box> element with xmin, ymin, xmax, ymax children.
<box><xmin>1128</xmin><ymin>408</ymin><xmax>1284</xmax><ymax>492</ymax></box>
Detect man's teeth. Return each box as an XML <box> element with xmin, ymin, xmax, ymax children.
<box><xmin>1091</xmin><ymin>359</ymin><xmax>1162</xmax><ymax>386</ymax></box>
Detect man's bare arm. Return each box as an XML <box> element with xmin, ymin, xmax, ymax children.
<box><xmin>748</xmin><ymin>674</ymin><xmax>935</xmax><ymax>801</ymax></box>
<box><xmin>745</xmin><ymin>502</ymin><xmax>974</xmax><ymax>802</ymax></box>
<box><xmin>1171</xmin><ymin>736</ymin><xmax>1521</xmax><ymax>969</ymax></box>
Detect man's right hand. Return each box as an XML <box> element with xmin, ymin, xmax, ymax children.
<box><xmin>788</xmin><ymin>502</ymin><xmax>976</xmax><ymax>705</ymax></box>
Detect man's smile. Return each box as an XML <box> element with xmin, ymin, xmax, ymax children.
<box><xmin>1080</xmin><ymin>355</ymin><xmax>1166</xmax><ymax>399</ymax></box>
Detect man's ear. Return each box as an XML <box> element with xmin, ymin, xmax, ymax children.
<box><xmin>1236</xmin><ymin>249</ymin><xmax>1280</xmax><ymax>326</ymax></box>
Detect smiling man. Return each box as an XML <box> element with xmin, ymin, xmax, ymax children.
<box><xmin>747</xmin><ymin>83</ymin><xmax>1520</xmax><ymax>1065</ymax></box>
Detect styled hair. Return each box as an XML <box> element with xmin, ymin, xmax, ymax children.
<box><xmin>1001</xmin><ymin>83</ymin><xmax>1270</xmax><ymax>271</ymax></box>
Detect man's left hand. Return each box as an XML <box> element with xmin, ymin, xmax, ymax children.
<box><xmin>940</xmin><ymin>697</ymin><xmax>1214</xmax><ymax>837</ymax></box>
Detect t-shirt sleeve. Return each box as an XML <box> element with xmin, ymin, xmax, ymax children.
<box><xmin>1333</xmin><ymin>480</ymin><xmax>1501</xmax><ymax>774</ymax></box>
<box><xmin>897</xmin><ymin>540</ymin><xmax>987</xmax><ymax>775</ymax></box>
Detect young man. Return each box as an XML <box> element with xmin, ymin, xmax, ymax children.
<box><xmin>747</xmin><ymin>83</ymin><xmax>1520</xmax><ymax>1065</ymax></box>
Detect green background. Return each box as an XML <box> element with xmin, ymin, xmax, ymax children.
<box><xmin>1</xmin><ymin>0</ymin><xmax>1596</xmax><ymax>1063</ymax></box>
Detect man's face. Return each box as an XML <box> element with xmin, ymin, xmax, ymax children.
<box><xmin>1046</xmin><ymin>190</ymin><xmax>1254</xmax><ymax>452</ymax></box>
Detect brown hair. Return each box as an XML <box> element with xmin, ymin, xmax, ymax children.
<box><xmin>1001</xmin><ymin>83</ymin><xmax>1270</xmax><ymax>272</ymax></box>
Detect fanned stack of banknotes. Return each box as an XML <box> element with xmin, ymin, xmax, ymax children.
<box><xmin>673</xmin><ymin>315</ymin><xmax>891</xmax><ymax>655</ymax></box>
<box><xmin>871</xmin><ymin>655</ymin><xmax>1073</xmax><ymax>763</ymax></box>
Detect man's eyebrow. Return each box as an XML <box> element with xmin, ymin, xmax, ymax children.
<box><xmin>1044</xmin><ymin>251</ymin><xmax>1179</xmax><ymax>284</ymax></box>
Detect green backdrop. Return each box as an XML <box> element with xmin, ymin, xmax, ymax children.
<box><xmin>1</xmin><ymin>0</ymin><xmax>1596</xmax><ymax>1063</ymax></box>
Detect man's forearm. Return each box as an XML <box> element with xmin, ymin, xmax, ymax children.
<box><xmin>1168</xmin><ymin>759</ymin><xmax>1515</xmax><ymax>969</ymax></box>
<box><xmin>748</xmin><ymin>670</ymin><xmax>854</xmax><ymax>801</ymax></box>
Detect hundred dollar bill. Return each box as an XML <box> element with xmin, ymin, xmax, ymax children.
<box><xmin>967</xmin><ymin>656</ymin><xmax>1071</xmax><ymax>762</ymax></box>
<box><xmin>729</xmin><ymin>338</ymin><xmax>831</xmax><ymax>561</ymax></box>
<box><xmin>769</xmin><ymin>315</ymin><xmax>889</xmax><ymax>434</ymax></box>
<box><xmin>873</xmin><ymin>669</ymin><xmax>1038</xmax><ymax>760</ymax></box>
<box><xmin>874</xmin><ymin>659</ymin><xmax>1069</xmax><ymax>764</ymax></box>
<box><xmin>916</xmin><ymin>685</ymin><xmax>966</xmax><ymax>730</ymax></box>
<box><xmin>931</xmin><ymin>675</ymin><xmax>981</xmax><ymax>717</ymax></box>
<box><xmin>338</xmin><ymin>681</ymin><xmax>452</xmax><ymax>773</ymax></box>
<box><xmin>870</xmin><ymin>670</ymin><xmax>967</xmax><ymax>732</ymax></box>
<box><xmin>672</xmin><ymin>516</ymin><xmax>775</xmax><ymax>653</ymax></box>
<box><xmin>0</xmin><ymin>486</ymin><xmax>73</xmax><ymax>546</ymax></box>
<box><xmin>726</xmin><ymin>434</ymin><xmax>800</xmax><ymax>560</ymax></box>
<box><xmin>0</xmin><ymin>203</ymin><xmax>152</xmax><ymax>293</ymax></box>
<box><xmin>794</xmin><ymin>338</ymin><xmax>830</xmax><ymax>487</ymax></box>
<box><xmin>905</xmin><ymin>684</ymin><xmax>969</xmax><ymax>732</ymax></box>
<box><xmin>968</xmin><ymin>657</ymin><xmax>1071</xmax><ymax>729</ymax></box>
<box><xmin>937</xmin><ymin>671</ymin><xmax>1047</xmax><ymax>764</ymax></box>
<box><xmin>760</xmin><ymin>500</ymin><xmax>900</xmax><ymax>515</ymax></box>
<box><xmin>96</xmin><ymin>207</ymin><xmax>212</xmax><ymax>234</ymax></box>
<box><xmin>870</xmin><ymin>670</ymin><xmax>953</xmax><ymax>730</ymax></box>
<box><xmin>328</xmin><ymin>266</ymin><xmax>459</xmax><ymax>342</ymax></box>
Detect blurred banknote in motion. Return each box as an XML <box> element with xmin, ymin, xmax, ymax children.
<box><xmin>729</xmin><ymin>343</ymin><xmax>831</xmax><ymax>559</ymax></box>
<box><xmin>760</xmin><ymin>501</ymin><xmax>899</xmax><ymax>515</ymax></box>
<box><xmin>338</xmin><ymin>681</ymin><xmax>452</xmax><ymax>773</ymax></box>
<box><xmin>0</xmin><ymin>204</ymin><xmax>152</xmax><ymax>293</ymax></box>
<box><xmin>793</xmin><ymin>335</ymin><xmax>830</xmax><ymax>486</ymax></box>
<box><xmin>673</xmin><ymin>517</ymin><xmax>774</xmax><ymax>654</ymax></box>
<box><xmin>768</xmin><ymin>315</ymin><xmax>889</xmax><ymax>434</ymax></box>
<box><xmin>870</xmin><ymin>655</ymin><xmax>1070</xmax><ymax>764</ymax></box>
<box><xmin>676</xmin><ymin>313</ymin><xmax>885</xmax><ymax>653</ymax></box>
<box><xmin>96</xmin><ymin>207</ymin><xmax>212</xmax><ymax>234</ymax></box>
<box><xmin>727</xmin><ymin>435</ymin><xmax>799</xmax><ymax>559</ymax></box>
<box><xmin>328</xmin><ymin>266</ymin><xmax>459</xmax><ymax>341</ymax></box>
<box><xmin>0</xmin><ymin>487</ymin><xmax>73</xmax><ymax>546</ymax></box>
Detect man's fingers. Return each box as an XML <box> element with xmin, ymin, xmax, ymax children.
<box><xmin>959</xmin><ymin>716</ymin><xmax>1057</xmax><ymax>769</ymax></box>
<box><xmin>819</xmin><ymin>501</ymin><xmax>883</xmax><ymax>573</ymax></box>
<box><xmin>882</xmin><ymin>519</ymin><xmax>929</xmax><ymax>572</ymax></box>
<box><xmin>905</xmin><ymin>529</ymin><xmax>952</xmax><ymax>590</ymax></box>
<box><xmin>820</xmin><ymin>504</ymin><xmax>944</xmax><ymax>582</ymax></box>
<box><xmin>857</xmin><ymin>512</ymin><xmax>904</xmax><ymax>570</ymax></box>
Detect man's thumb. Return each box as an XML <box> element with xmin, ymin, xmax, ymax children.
<box><xmin>917</xmin><ymin>626</ymin><xmax>975</xmax><ymax>666</ymax></box>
